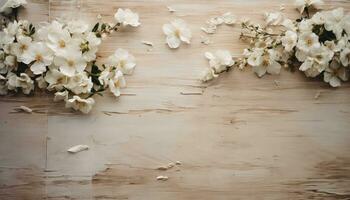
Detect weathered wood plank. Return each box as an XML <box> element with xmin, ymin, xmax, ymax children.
<box><xmin>0</xmin><ymin>0</ymin><xmax>350</xmax><ymax>199</ymax></box>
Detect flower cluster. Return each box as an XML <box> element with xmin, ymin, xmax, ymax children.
<box><xmin>0</xmin><ymin>8</ymin><xmax>140</xmax><ymax>113</ymax></box>
<box><xmin>0</xmin><ymin>0</ymin><xmax>26</xmax><ymax>15</ymax></box>
<box><xmin>200</xmin><ymin>50</ymin><xmax>234</xmax><ymax>82</ymax></box>
<box><xmin>202</xmin><ymin>1</ymin><xmax>350</xmax><ymax>87</ymax></box>
<box><xmin>163</xmin><ymin>19</ymin><xmax>192</xmax><ymax>49</ymax></box>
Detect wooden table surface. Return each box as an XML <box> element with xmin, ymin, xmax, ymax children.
<box><xmin>1</xmin><ymin>0</ymin><xmax>350</xmax><ymax>199</ymax></box>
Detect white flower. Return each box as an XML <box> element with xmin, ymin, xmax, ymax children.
<box><xmin>21</xmin><ymin>42</ymin><xmax>53</xmax><ymax>75</ymax></box>
<box><xmin>65</xmin><ymin>95</ymin><xmax>95</xmax><ymax>114</ymax></box>
<box><xmin>5</xmin><ymin>20</ymin><xmax>19</xmax><ymax>36</ymax></box>
<box><xmin>11</xmin><ymin>36</ymin><xmax>32</xmax><ymax>62</ymax></box>
<box><xmin>299</xmin><ymin>46</ymin><xmax>333</xmax><ymax>77</ymax></box>
<box><xmin>273</xmin><ymin>45</ymin><xmax>292</xmax><ymax>63</ymax></box>
<box><xmin>264</xmin><ymin>12</ymin><xmax>284</xmax><ymax>26</ymax></box>
<box><xmin>247</xmin><ymin>48</ymin><xmax>264</xmax><ymax>67</ymax></box>
<box><xmin>6</xmin><ymin>72</ymin><xmax>17</xmax><ymax>91</ymax></box>
<box><xmin>295</xmin><ymin>0</ymin><xmax>323</xmax><ymax>14</ymax></box>
<box><xmin>108</xmin><ymin>70</ymin><xmax>126</xmax><ymax>97</ymax></box>
<box><xmin>16</xmin><ymin>73</ymin><xmax>34</xmax><ymax>94</ymax></box>
<box><xmin>0</xmin><ymin>31</ymin><xmax>15</xmax><ymax>48</ymax></box>
<box><xmin>14</xmin><ymin>20</ymin><xmax>30</xmax><ymax>37</ymax></box>
<box><xmin>0</xmin><ymin>51</ymin><xmax>7</xmax><ymax>73</ymax></box>
<box><xmin>344</xmin><ymin>15</ymin><xmax>350</xmax><ymax>36</ymax></box>
<box><xmin>205</xmin><ymin>50</ymin><xmax>234</xmax><ymax>73</ymax></box>
<box><xmin>67</xmin><ymin>20</ymin><xmax>89</xmax><ymax>34</ymax></box>
<box><xmin>311</xmin><ymin>11</ymin><xmax>326</xmax><ymax>25</ymax></box>
<box><xmin>252</xmin><ymin>50</ymin><xmax>281</xmax><ymax>77</ymax></box>
<box><xmin>298</xmin><ymin>19</ymin><xmax>313</xmax><ymax>33</ymax></box>
<box><xmin>297</xmin><ymin>32</ymin><xmax>320</xmax><ymax>53</ymax></box>
<box><xmin>281</xmin><ymin>31</ymin><xmax>297</xmax><ymax>52</ymax></box>
<box><xmin>114</xmin><ymin>8</ymin><xmax>140</xmax><ymax>27</ymax></box>
<box><xmin>54</xmin><ymin>90</ymin><xmax>68</xmax><ymax>102</ymax></box>
<box><xmin>340</xmin><ymin>48</ymin><xmax>350</xmax><ymax>67</ymax></box>
<box><xmin>324</xmin><ymin>8</ymin><xmax>346</xmax><ymax>39</ymax></box>
<box><xmin>36</xmin><ymin>75</ymin><xmax>47</xmax><ymax>89</ymax></box>
<box><xmin>324</xmin><ymin>40</ymin><xmax>342</xmax><ymax>53</ymax></box>
<box><xmin>107</xmin><ymin>48</ymin><xmax>136</xmax><ymax>75</ymax></box>
<box><xmin>98</xmin><ymin>66</ymin><xmax>112</xmax><ymax>86</ymax></box>
<box><xmin>282</xmin><ymin>19</ymin><xmax>297</xmax><ymax>32</ymax></box>
<box><xmin>65</xmin><ymin>72</ymin><xmax>93</xmax><ymax>94</ymax></box>
<box><xmin>0</xmin><ymin>0</ymin><xmax>27</xmax><ymax>14</ymax></box>
<box><xmin>35</xmin><ymin>20</ymin><xmax>63</xmax><ymax>42</ymax></box>
<box><xmin>324</xmin><ymin>60</ymin><xmax>349</xmax><ymax>87</ymax></box>
<box><xmin>54</xmin><ymin>47</ymin><xmax>87</xmax><ymax>77</ymax></box>
<box><xmin>163</xmin><ymin>19</ymin><xmax>192</xmax><ymax>49</ymax></box>
<box><xmin>200</xmin><ymin>68</ymin><xmax>218</xmax><ymax>82</ymax></box>
<box><xmin>81</xmin><ymin>32</ymin><xmax>101</xmax><ymax>62</ymax></box>
<box><xmin>46</xmin><ymin>27</ymin><xmax>76</xmax><ymax>55</ymax></box>
<box><xmin>295</xmin><ymin>49</ymin><xmax>308</xmax><ymax>62</ymax></box>
<box><xmin>44</xmin><ymin>67</ymin><xmax>69</xmax><ymax>91</ymax></box>
<box><xmin>311</xmin><ymin>46</ymin><xmax>333</xmax><ymax>66</ymax></box>
<box><xmin>0</xmin><ymin>74</ymin><xmax>8</xmax><ymax>95</ymax></box>
<box><xmin>4</xmin><ymin>55</ymin><xmax>16</xmax><ymax>68</ymax></box>
<box><xmin>299</xmin><ymin>57</ymin><xmax>324</xmax><ymax>77</ymax></box>
<box><xmin>222</xmin><ymin>12</ymin><xmax>236</xmax><ymax>25</ymax></box>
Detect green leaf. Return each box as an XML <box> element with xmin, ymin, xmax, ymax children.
<box><xmin>30</xmin><ymin>27</ymin><xmax>35</xmax><ymax>35</ymax></box>
<box><xmin>101</xmin><ymin>23</ymin><xmax>106</xmax><ymax>30</ymax></box>
<box><xmin>92</xmin><ymin>23</ymin><xmax>99</xmax><ymax>32</ymax></box>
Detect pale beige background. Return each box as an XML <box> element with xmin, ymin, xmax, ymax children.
<box><xmin>0</xmin><ymin>0</ymin><xmax>350</xmax><ymax>199</ymax></box>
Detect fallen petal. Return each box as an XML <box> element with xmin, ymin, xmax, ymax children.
<box><xmin>156</xmin><ymin>175</ymin><xmax>169</xmax><ymax>181</ymax></box>
<box><xmin>314</xmin><ymin>91</ymin><xmax>322</xmax><ymax>99</ymax></box>
<box><xmin>200</xmin><ymin>35</ymin><xmax>211</xmax><ymax>45</ymax></box>
<box><xmin>67</xmin><ymin>145</ymin><xmax>89</xmax><ymax>153</ymax></box>
<box><xmin>157</xmin><ymin>162</ymin><xmax>175</xmax><ymax>170</ymax></box>
<box><xmin>141</xmin><ymin>40</ymin><xmax>153</xmax><ymax>46</ymax></box>
<box><xmin>201</xmin><ymin>25</ymin><xmax>217</xmax><ymax>34</ymax></box>
<box><xmin>157</xmin><ymin>166</ymin><xmax>168</xmax><ymax>170</ymax></box>
<box><xmin>167</xmin><ymin>6</ymin><xmax>176</xmax><ymax>12</ymax></box>
<box><xmin>16</xmin><ymin>106</ymin><xmax>32</xmax><ymax>113</ymax></box>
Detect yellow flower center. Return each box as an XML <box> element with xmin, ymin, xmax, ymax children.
<box><xmin>262</xmin><ymin>59</ymin><xmax>270</xmax><ymax>67</ymax></box>
<box><xmin>175</xmin><ymin>29</ymin><xmax>181</xmax><ymax>38</ymax></box>
<box><xmin>20</xmin><ymin>44</ymin><xmax>28</xmax><ymax>51</ymax></box>
<box><xmin>59</xmin><ymin>40</ymin><xmax>66</xmax><ymax>48</ymax></box>
<box><xmin>306</xmin><ymin>37</ymin><xmax>313</xmax><ymax>47</ymax></box>
<box><xmin>68</xmin><ymin>60</ymin><xmax>75</xmax><ymax>67</ymax></box>
<box><xmin>35</xmin><ymin>54</ymin><xmax>43</xmax><ymax>62</ymax></box>
<box><xmin>119</xmin><ymin>60</ymin><xmax>125</xmax><ymax>67</ymax></box>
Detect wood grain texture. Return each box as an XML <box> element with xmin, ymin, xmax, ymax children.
<box><xmin>1</xmin><ymin>0</ymin><xmax>350</xmax><ymax>199</ymax></box>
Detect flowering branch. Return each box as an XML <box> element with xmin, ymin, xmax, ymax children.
<box><xmin>201</xmin><ymin>0</ymin><xmax>350</xmax><ymax>87</ymax></box>
<box><xmin>0</xmin><ymin>5</ymin><xmax>141</xmax><ymax>114</ymax></box>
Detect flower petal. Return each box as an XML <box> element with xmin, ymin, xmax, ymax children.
<box><xmin>30</xmin><ymin>61</ymin><xmax>46</xmax><ymax>75</ymax></box>
<box><xmin>163</xmin><ymin>24</ymin><xmax>175</xmax><ymax>35</ymax></box>
<box><xmin>253</xmin><ymin>66</ymin><xmax>267</xmax><ymax>77</ymax></box>
<box><xmin>267</xmin><ymin>61</ymin><xmax>281</xmax><ymax>75</ymax></box>
<box><xmin>166</xmin><ymin>35</ymin><xmax>181</xmax><ymax>49</ymax></box>
<box><xmin>329</xmin><ymin>77</ymin><xmax>341</xmax><ymax>87</ymax></box>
